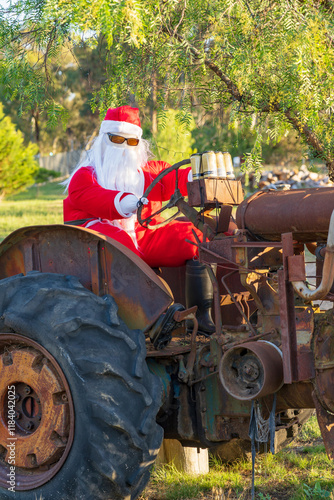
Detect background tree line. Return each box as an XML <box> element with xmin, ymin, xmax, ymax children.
<box><xmin>0</xmin><ymin>37</ymin><xmax>303</xmax><ymax>164</ymax></box>
<box><xmin>1</xmin><ymin>0</ymin><xmax>333</xmax><ymax>196</ymax></box>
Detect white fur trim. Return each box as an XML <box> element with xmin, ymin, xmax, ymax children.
<box><xmin>85</xmin><ymin>219</ymin><xmax>100</xmax><ymax>228</ymax></box>
<box><xmin>100</xmin><ymin>120</ymin><xmax>142</xmax><ymax>139</ymax></box>
<box><xmin>114</xmin><ymin>192</ymin><xmax>133</xmax><ymax>218</ymax></box>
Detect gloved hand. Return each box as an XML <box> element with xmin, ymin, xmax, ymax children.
<box><xmin>119</xmin><ymin>194</ymin><xmax>148</xmax><ymax>215</ymax></box>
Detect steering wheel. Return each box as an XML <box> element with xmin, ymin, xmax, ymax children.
<box><xmin>137</xmin><ymin>159</ymin><xmax>191</xmax><ymax>229</ymax></box>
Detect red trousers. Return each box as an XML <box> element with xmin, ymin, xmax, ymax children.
<box><xmin>86</xmin><ymin>222</ymin><xmax>141</xmax><ymax>257</ymax></box>
<box><xmin>137</xmin><ymin>220</ymin><xmax>202</xmax><ymax>267</ymax></box>
<box><xmin>87</xmin><ymin>220</ymin><xmax>202</xmax><ymax>267</ymax></box>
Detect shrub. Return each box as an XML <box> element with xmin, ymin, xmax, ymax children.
<box><xmin>34</xmin><ymin>167</ymin><xmax>61</xmax><ymax>184</ymax></box>
<box><xmin>0</xmin><ymin>103</ymin><xmax>38</xmax><ymax>197</ymax></box>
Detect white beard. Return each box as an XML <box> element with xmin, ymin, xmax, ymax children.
<box><xmin>95</xmin><ymin>142</ymin><xmax>145</xmax><ymax>198</ymax></box>
<box><xmin>94</xmin><ymin>140</ymin><xmax>147</xmax><ymax>248</ymax></box>
<box><xmin>64</xmin><ymin>134</ymin><xmax>150</xmax><ymax>249</ymax></box>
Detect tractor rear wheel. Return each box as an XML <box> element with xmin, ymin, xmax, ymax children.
<box><xmin>0</xmin><ymin>272</ymin><xmax>163</xmax><ymax>499</ymax></box>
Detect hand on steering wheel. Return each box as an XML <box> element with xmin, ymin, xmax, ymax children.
<box><xmin>137</xmin><ymin>159</ymin><xmax>190</xmax><ymax>229</ymax></box>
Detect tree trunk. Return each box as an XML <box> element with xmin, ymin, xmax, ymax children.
<box><xmin>32</xmin><ymin>109</ymin><xmax>40</xmax><ymax>144</ymax></box>
<box><xmin>326</xmin><ymin>160</ymin><xmax>334</xmax><ymax>181</ymax></box>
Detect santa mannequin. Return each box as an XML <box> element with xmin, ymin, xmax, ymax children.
<box><xmin>63</xmin><ymin>105</ymin><xmax>215</xmax><ymax>335</ymax></box>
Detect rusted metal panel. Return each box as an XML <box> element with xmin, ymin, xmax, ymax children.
<box><xmin>313</xmin><ymin>391</ymin><xmax>334</xmax><ymax>460</ymax></box>
<box><xmin>187</xmin><ymin>179</ymin><xmax>244</xmax><ymax>207</ymax></box>
<box><xmin>197</xmin><ymin>377</ymin><xmax>253</xmax><ymax>443</ymax></box>
<box><xmin>295</xmin><ymin>306</ymin><xmax>315</xmax><ymax>381</ymax></box>
<box><xmin>217</xmin><ymin>205</ymin><xmax>233</xmax><ymax>233</ymax></box>
<box><xmin>295</xmin><ymin>307</ymin><xmax>314</xmax><ymax>343</ymax></box>
<box><xmin>213</xmin><ymin>416</ymin><xmax>250</xmax><ymax>441</ymax></box>
<box><xmin>236</xmin><ymin>186</ymin><xmax>334</xmax><ymax>242</ymax></box>
<box><xmin>279</xmin><ymin>234</ymin><xmax>299</xmax><ymax>384</ymax></box>
<box><xmin>199</xmin><ymin>238</ymin><xmax>236</xmax><ymax>265</ymax></box>
<box><xmin>195</xmin><ymin>344</ymin><xmax>253</xmax><ymax>444</ymax></box>
<box><xmin>288</xmin><ymin>255</ymin><xmax>306</xmax><ymax>282</ymax></box>
<box><xmin>297</xmin><ymin>348</ymin><xmax>315</xmax><ymax>381</ymax></box>
<box><xmin>274</xmin><ymin>382</ymin><xmax>315</xmax><ymax>410</ymax></box>
<box><xmin>313</xmin><ymin>307</ymin><xmax>334</xmax><ymax>414</ymax></box>
<box><xmin>158</xmin><ymin>266</ymin><xmax>186</xmax><ymax>306</ymax></box>
<box><xmin>0</xmin><ymin>225</ymin><xmax>173</xmax><ymax>331</ymax></box>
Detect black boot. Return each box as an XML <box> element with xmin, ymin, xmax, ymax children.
<box><xmin>185</xmin><ymin>260</ymin><xmax>216</xmax><ymax>336</ymax></box>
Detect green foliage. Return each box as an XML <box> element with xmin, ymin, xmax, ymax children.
<box><xmin>34</xmin><ymin>167</ymin><xmax>61</xmax><ymax>184</ymax></box>
<box><xmin>0</xmin><ymin>103</ymin><xmax>38</xmax><ymax>197</ymax></box>
<box><xmin>302</xmin><ymin>482</ymin><xmax>333</xmax><ymax>499</ymax></box>
<box><xmin>299</xmin><ymin>415</ymin><xmax>321</xmax><ymax>442</ymax></box>
<box><xmin>243</xmin><ymin>133</ymin><xmax>263</xmax><ymax>181</ymax></box>
<box><xmin>151</xmin><ymin>109</ymin><xmax>196</xmax><ymax>163</ymax></box>
<box><xmin>2</xmin><ymin>0</ymin><xmax>334</xmax><ymax>174</ymax></box>
<box><xmin>0</xmin><ymin>40</ymin><xmax>103</xmax><ymax>155</ymax></box>
<box><xmin>257</xmin><ymin>494</ymin><xmax>272</xmax><ymax>500</ymax></box>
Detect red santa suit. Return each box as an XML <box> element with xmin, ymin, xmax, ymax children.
<box><xmin>63</xmin><ymin>161</ymin><xmax>202</xmax><ymax>267</ymax></box>
<box><xmin>63</xmin><ymin>105</ymin><xmax>218</xmax><ymax>335</ymax></box>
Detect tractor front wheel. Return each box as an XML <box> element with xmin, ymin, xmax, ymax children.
<box><xmin>0</xmin><ymin>272</ymin><xmax>163</xmax><ymax>499</ymax></box>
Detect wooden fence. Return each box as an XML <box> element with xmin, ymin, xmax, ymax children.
<box><xmin>38</xmin><ymin>149</ymin><xmax>83</xmax><ymax>176</ymax></box>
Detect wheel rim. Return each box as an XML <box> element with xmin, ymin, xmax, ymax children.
<box><xmin>0</xmin><ymin>334</ymin><xmax>74</xmax><ymax>490</ymax></box>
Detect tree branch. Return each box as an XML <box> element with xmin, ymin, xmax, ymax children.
<box><xmin>172</xmin><ymin>0</ymin><xmax>187</xmax><ymax>37</ymax></box>
<box><xmin>263</xmin><ymin>104</ymin><xmax>326</xmax><ymax>156</ymax></box>
<box><xmin>44</xmin><ymin>25</ymin><xmax>58</xmax><ymax>83</ymax></box>
<box><xmin>164</xmin><ymin>28</ymin><xmax>243</xmax><ymax>102</ymax></box>
<box><xmin>165</xmin><ymin>29</ymin><xmax>329</xmax><ymax>163</ymax></box>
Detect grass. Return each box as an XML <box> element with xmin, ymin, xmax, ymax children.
<box><xmin>0</xmin><ymin>181</ymin><xmax>65</xmax><ymax>242</ymax></box>
<box><xmin>140</xmin><ymin>417</ymin><xmax>334</xmax><ymax>500</ymax></box>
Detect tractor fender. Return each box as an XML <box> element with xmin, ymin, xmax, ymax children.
<box><xmin>0</xmin><ymin>224</ymin><xmax>173</xmax><ymax>331</ymax></box>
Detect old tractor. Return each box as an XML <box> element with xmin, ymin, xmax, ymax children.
<box><xmin>0</xmin><ymin>159</ymin><xmax>333</xmax><ymax>499</ymax></box>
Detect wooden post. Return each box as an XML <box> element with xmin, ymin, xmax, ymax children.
<box><xmin>156</xmin><ymin>439</ymin><xmax>209</xmax><ymax>475</ymax></box>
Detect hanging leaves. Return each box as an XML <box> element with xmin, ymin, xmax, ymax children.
<box><xmin>2</xmin><ymin>0</ymin><xmax>334</xmax><ymax>174</ymax></box>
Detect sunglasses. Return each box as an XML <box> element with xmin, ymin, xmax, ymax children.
<box><xmin>107</xmin><ymin>133</ymin><xmax>139</xmax><ymax>146</ymax></box>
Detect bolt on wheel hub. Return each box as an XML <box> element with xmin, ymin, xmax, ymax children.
<box><xmin>0</xmin><ymin>334</ymin><xmax>74</xmax><ymax>490</ymax></box>
<box><xmin>8</xmin><ymin>383</ymin><xmax>42</xmax><ymax>436</ymax></box>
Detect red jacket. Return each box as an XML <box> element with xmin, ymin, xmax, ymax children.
<box><xmin>63</xmin><ymin>161</ymin><xmax>190</xmax><ymax>230</ymax></box>
<box><xmin>63</xmin><ymin>162</ymin><xmax>202</xmax><ymax>266</ymax></box>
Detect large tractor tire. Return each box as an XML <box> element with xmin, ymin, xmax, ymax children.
<box><xmin>0</xmin><ymin>272</ymin><xmax>163</xmax><ymax>499</ymax></box>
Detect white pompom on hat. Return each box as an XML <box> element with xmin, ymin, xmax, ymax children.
<box><xmin>99</xmin><ymin>105</ymin><xmax>143</xmax><ymax>139</ymax></box>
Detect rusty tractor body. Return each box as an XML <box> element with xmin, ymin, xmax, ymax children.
<box><xmin>0</xmin><ymin>162</ymin><xmax>333</xmax><ymax>498</ymax></box>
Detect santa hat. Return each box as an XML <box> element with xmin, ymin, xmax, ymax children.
<box><xmin>99</xmin><ymin>105</ymin><xmax>143</xmax><ymax>139</ymax></box>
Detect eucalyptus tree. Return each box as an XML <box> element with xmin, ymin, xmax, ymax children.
<box><xmin>1</xmin><ymin>0</ymin><xmax>334</xmax><ymax>176</ymax></box>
